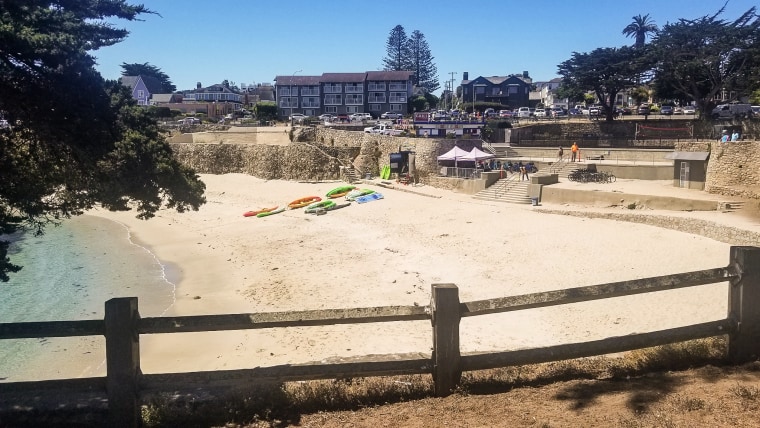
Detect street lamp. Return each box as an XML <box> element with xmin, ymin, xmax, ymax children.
<box><xmin>290</xmin><ymin>70</ymin><xmax>301</xmax><ymax>122</ymax></box>
<box><xmin>472</xmin><ymin>84</ymin><xmax>486</xmax><ymax>119</ymax></box>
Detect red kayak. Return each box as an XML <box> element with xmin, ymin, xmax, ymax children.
<box><xmin>243</xmin><ymin>206</ymin><xmax>277</xmax><ymax>217</ymax></box>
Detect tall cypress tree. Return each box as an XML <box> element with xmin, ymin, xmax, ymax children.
<box><xmin>382</xmin><ymin>25</ymin><xmax>411</xmax><ymax>71</ymax></box>
<box><xmin>408</xmin><ymin>30</ymin><xmax>439</xmax><ymax>93</ymax></box>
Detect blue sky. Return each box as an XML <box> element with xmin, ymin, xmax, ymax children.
<box><xmin>92</xmin><ymin>0</ymin><xmax>758</xmax><ymax>95</ymax></box>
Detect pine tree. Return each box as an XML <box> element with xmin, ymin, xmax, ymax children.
<box><xmin>408</xmin><ymin>30</ymin><xmax>439</xmax><ymax>93</ymax></box>
<box><xmin>382</xmin><ymin>25</ymin><xmax>411</xmax><ymax>71</ymax></box>
<box><xmin>120</xmin><ymin>62</ymin><xmax>177</xmax><ymax>92</ymax></box>
<box><xmin>0</xmin><ymin>1</ymin><xmax>206</xmax><ymax>281</ymax></box>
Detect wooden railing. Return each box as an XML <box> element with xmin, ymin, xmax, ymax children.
<box><xmin>2</xmin><ymin>246</ymin><xmax>759</xmax><ymax>427</ymax></box>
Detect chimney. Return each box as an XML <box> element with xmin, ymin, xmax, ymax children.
<box><xmin>196</xmin><ymin>82</ymin><xmax>202</xmax><ymax>89</ymax></box>
<box><xmin>522</xmin><ymin>71</ymin><xmax>529</xmax><ymax>78</ymax></box>
<box><xmin>463</xmin><ymin>72</ymin><xmax>469</xmax><ymax>81</ymax></box>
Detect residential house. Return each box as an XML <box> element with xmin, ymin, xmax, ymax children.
<box><xmin>459</xmin><ymin>71</ymin><xmax>532</xmax><ymax>111</ymax></box>
<box><xmin>150</xmin><ymin>94</ymin><xmax>184</xmax><ymax>105</ymax></box>
<box><xmin>119</xmin><ymin>75</ymin><xmax>164</xmax><ymax>106</ymax></box>
<box><xmin>531</xmin><ymin>78</ymin><xmax>565</xmax><ymax>108</ymax></box>
<box><xmin>273</xmin><ymin>71</ymin><xmax>413</xmax><ymax>119</ymax></box>
<box><xmin>180</xmin><ymin>82</ymin><xmax>244</xmax><ymax>117</ymax></box>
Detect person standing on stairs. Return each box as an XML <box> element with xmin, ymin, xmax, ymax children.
<box><xmin>558</xmin><ymin>146</ymin><xmax>564</xmax><ymax>162</ymax></box>
<box><xmin>571</xmin><ymin>142</ymin><xmax>579</xmax><ymax>162</ymax></box>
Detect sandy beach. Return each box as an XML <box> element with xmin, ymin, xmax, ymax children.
<box><xmin>86</xmin><ymin>174</ymin><xmax>741</xmax><ymax>375</ymax></box>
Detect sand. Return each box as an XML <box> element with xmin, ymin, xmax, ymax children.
<box><xmin>85</xmin><ymin>174</ymin><xmax>741</xmax><ymax>375</ymax></box>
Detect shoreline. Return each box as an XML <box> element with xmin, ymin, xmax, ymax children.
<box><xmin>5</xmin><ymin>173</ymin><xmax>751</xmax><ymax>380</ymax></box>
<box><xmin>85</xmin><ymin>174</ymin><xmax>733</xmax><ymax>375</ymax></box>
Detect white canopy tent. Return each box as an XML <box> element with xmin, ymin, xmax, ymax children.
<box><xmin>465</xmin><ymin>147</ymin><xmax>495</xmax><ymax>161</ymax></box>
<box><xmin>436</xmin><ymin>146</ymin><xmax>471</xmax><ymax>162</ymax></box>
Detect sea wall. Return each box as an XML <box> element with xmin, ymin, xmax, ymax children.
<box><xmin>169</xmin><ymin>127</ymin><xmax>760</xmax><ymax>201</ymax></box>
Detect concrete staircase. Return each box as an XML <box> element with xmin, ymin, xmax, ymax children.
<box><xmin>472</xmin><ymin>174</ymin><xmax>532</xmax><ymax>204</ymax></box>
<box><xmin>548</xmin><ymin>160</ymin><xmax>583</xmax><ymax>179</ymax></box>
<box><xmin>341</xmin><ymin>167</ymin><xmax>363</xmax><ymax>184</ymax></box>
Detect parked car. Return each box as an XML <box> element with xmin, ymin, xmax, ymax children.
<box><xmin>660</xmin><ymin>105</ymin><xmax>674</xmax><ymax>115</ymax></box>
<box><xmin>637</xmin><ymin>104</ymin><xmax>651</xmax><ymax>115</ymax></box>
<box><xmin>568</xmin><ymin>108</ymin><xmax>582</xmax><ymax>116</ymax></box>
<box><xmin>336</xmin><ymin>113</ymin><xmax>349</xmax><ymax>122</ymax></box>
<box><xmin>350</xmin><ymin>112</ymin><xmax>372</xmax><ymax>121</ymax></box>
<box><xmin>682</xmin><ymin>106</ymin><xmax>696</xmax><ymax>115</ymax></box>
<box><xmin>711</xmin><ymin>103</ymin><xmax>753</xmax><ymax>120</ymax></box>
<box><xmin>615</xmin><ymin>107</ymin><xmax>632</xmax><ymax>115</ymax></box>
<box><xmin>673</xmin><ymin>107</ymin><xmax>684</xmax><ymax>115</ymax></box>
<box><xmin>517</xmin><ymin>107</ymin><xmax>531</xmax><ymax>118</ymax></box>
<box><xmin>289</xmin><ymin>113</ymin><xmax>307</xmax><ymax>122</ymax></box>
<box><xmin>380</xmin><ymin>112</ymin><xmax>403</xmax><ymax>120</ymax></box>
<box><xmin>533</xmin><ymin>108</ymin><xmax>547</xmax><ymax>118</ymax></box>
<box><xmin>550</xmin><ymin>107</ymin><xmax>566</xmax><ymax>117</ymax></box>
<box><xmin>753</xmin><ymin>106</ymin><xmax>760</xmax><ymax>116</ymax></box>
<box><xmin>588</xmin><ymin>107</ymin><xmax>600</xmax><ymax>116</ymax></box>
<box><xmin>498</xmin><ymin>109</ymin><xmax>513</xmax><ymax>118</ymax></box>
<box><xmin>178</xmin><ymin>117</ymin><xmax>201</xmax><ymax>125</ymax></box>
<box><xmin>318</xmin><ymin>113</ymin><xmax>335</xmax><ymax>121</ymax></box>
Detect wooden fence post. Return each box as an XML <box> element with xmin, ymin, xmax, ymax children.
<box><xmin>728</xmin><ymin>246</ymin><xmax>760</xmax><ymax>363</ymax></box>
<box><xmin>431</xmin><ymin>283</ymin><xmax>461</xmax><ymax>397</ymax></box>
<box><xmin>105</xmin><ymin>297</ymin><xmax>141</xmax><ymax>427</ymax></box>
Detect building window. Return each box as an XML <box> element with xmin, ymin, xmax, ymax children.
<box><xmin>325</xmin><ymin>106</ymin><xmax>337</xmax><ymax>113</ymax></box>
<box><xmin>324</xmin><ymin>95</ymin><xmax>342</xmax><ymax>105</ymax></box>
<box><xmin>389</xmin><ymin>92</ymin><xmax>406</xmax><ymax>103</ymax></box>
<box><xmin>324</xmin><ymin>84</ymin><xmax>342</xmax><ymax>93</ymax></box>
<box><xmin>369</xmin><ymin>104</ymin><xmax>381</xmax><ymax>112</ymax></box>
<box><xmin>345</xmin><ymin>83</ymin><xmax>363</xmax><ymax>93</ymax></box>
<box><xmin>390</xmin><ymin>104</ymin><xmax>403</xmax><ymax>112</ymax></box>
<box><xmin>345</xmin><ymin>94</ymin><xmax>363</xmax><ymax>105</ymax></box>
<box><xmin>346</xmin><ymin>106</ymin><xmax>359</xmax><ymax>113</ymax></box>
<box><xmin>137</xmin><ymin>90</ymin><xmax>144</xmax><ymax>98</ymax></box>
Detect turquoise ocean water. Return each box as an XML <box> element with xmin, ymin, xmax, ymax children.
<box><xmin>0</xmin><ymin>214</ymin><xmax>176</xmax><ymax>382</ymax></box>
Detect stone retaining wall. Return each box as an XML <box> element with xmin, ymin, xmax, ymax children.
<box><xmin>536</xmin><ymin>209</ymin><xmax>760</xmax><ymax>245</ymax></box>
<box><xmin>169</xmin><ymin>126</ymin><xmax>760</xmax><ymax>201</ymax></box>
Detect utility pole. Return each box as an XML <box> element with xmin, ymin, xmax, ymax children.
<box><xmin>448</xmin><ymin>72</ymin><xmax>458</xmax><ymax>109</ymax></box>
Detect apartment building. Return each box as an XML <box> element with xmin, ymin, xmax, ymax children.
<box><xmin>274</xmin><ymin>71</ymin><xmax>413</xmax><ymax>119</ymax></box>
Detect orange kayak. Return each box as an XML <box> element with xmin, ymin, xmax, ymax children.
<box><xmin>243</xmin><ymin>206</ymin><xmax>277</xmax><ymax>217</ymax></box>
<box><xmin>288</xmin><ymin>196</ymin><xmax>321</xmax><ymax>209</ymax></box>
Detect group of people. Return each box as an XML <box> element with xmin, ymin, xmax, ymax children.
<box><xmin>557</xmin><ymin>143</ymin><xmax>581</xmax><ymax>162</ymax></box>
<box><xmin>720</xmin><ymin>130</ymin><xmax>741</xmax><ymax>143</ymax></box>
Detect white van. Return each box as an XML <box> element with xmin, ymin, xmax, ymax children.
<box><xmin>711</xmin><ymin>103</ymin><xmax>753</xmax><ymax>120</ymax></box>
<box><xmin>517</xmin><ymin>107</ymin><xmax>531</xmax><ymax>118</ymax></box>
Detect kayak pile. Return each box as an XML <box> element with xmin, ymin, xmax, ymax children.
<box><xmin>243</xmin><ymin>185</ymin><xmax>383</xmax><ymax>219</ymax></box>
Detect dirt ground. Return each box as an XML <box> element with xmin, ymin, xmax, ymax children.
<box><xmin>289</xmin><ymin>363</ymin><xmax>760</xmax><ymax>428</ymax></box>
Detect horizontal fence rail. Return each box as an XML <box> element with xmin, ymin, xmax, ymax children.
<box><xmin>1</xmin><ymin>246</ymin><xmax>759</xmax><ymax>428</ymax></box>
<box><xmin>460</xmin><ymin>267</ymin><xmax>735</xmax><ymax>317</ymax></box>
<box><xmin>139</xmin><ymin>305</ymin><xmax>430</xmax><ymax>334</ymax></box>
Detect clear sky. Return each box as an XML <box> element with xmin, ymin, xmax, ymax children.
<box><xmin>92</xmin><ymin>0</ymin><xmax>758</xmax><ymax>95</ymax></box>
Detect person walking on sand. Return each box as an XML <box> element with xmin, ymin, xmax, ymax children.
<box><xmin>571</xmin><ymin>142</ymin><xmax>578</xmax><ymax>162</ymax></box>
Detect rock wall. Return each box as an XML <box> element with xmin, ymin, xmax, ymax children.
<box><xmin>701</xmin><ymin>141</ymin><xmax>760</xmax><ymax>200</ymax></box>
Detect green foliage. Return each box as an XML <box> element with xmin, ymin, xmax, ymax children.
<box><xmin>408</xmin><ymin>30</ymin><xmax>440</xmax><ymax>93</ymax></box>
<box><xmin>651</xmin><ymin>6</ymin><xmax>760</xmax><ymax>116</ymax></box>
<box><xmin>0</xmin><ymin>1</ymin><xmax>206</xmax><ymax>281</ymax></box>
<box><xmin>383</xmin><ymin>25</ymin><xmax>411</xmax><ymax>71</ymax></box>
<box><xmin>622</xmin><ymin>14</ymin><xmax>659</xmax><ymax>48</ymax></box>
<box><xmin>148</xmin><ymin>106</ymin><xmax>173</xmax><ymax>118</ymax></box>
<box><xmin>254</xmin><ymin>101</ymin><xmax>278</xmax><ymax>121</ymax></box>
<box><xmin>411</xmin><ymin>95</ymin><xmax>428</xmax><ymax>113</ymax></box>
<box><xmin>423</xmin><ymin>92</ymin><xmax>439</xmax><ymax>111</ymax></box>
<box><xmin>558</xmin><ymin>46</ymin><xmax>652</xmax><ymax>121</ymax></box>
<box><xmin>120</xmin><ymin>62</ymin><xmax>176</xmax><ymax>93</ymax></box>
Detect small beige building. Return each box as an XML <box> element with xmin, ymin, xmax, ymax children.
<box><xmin>664</xmin><ymin>151</ymin><xmax>709</xmax><ymax>190</ymax></box>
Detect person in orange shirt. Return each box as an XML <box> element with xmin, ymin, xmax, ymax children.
<box><xmin>571</xmin><ymin>142</ymin><xmax>579</xmax><ymax>162</ymax></box>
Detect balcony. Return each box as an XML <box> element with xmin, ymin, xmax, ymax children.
<box><xmin>368</xmin><ymin>97</ymin><xmax>387</xmax><ymax>103</ymax></box>
<box><xmin>301</xmin><ymin>88</ymin><xmax>319</xmax><ymax>96</ymax></box>
<box><xmin>389</xmin><ymin>96</ymin><xmax>407</xmax><ymax>103</ymax></box>
<box><xmin>367</xmin><ymin>84</ymin><xmax>386</xmax><ymax>91</ymax></box>
<box><xmin>345</xmin><ymin>86</ymin><xmax>363</xmax><ymax>93</ymax></box>
<box><xmin>302</xmin><ymin>101</ymin><xmax>320</xmax><ymax>108</ymax></box>
<box><xmin>323</xmin><ymin>85</ymin><xmax>342</xmax><ymax>93</ymax></box>
<box><xmin>388</xmin><ymin>84</ymin><xmax>407</xmax><ymax>91</ymax></box>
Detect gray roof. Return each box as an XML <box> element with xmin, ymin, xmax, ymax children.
<box><xmin>366</xmin><ymin>70</ymin><xmax>413</xmax><ymax>81</ymax></box>
<box><xmin>119</xmin><ymin>75</ymin><xmax>164</xmax><ymax>94</ymax></box>
<box><xmin>664</xmin><ymin>151</ymin><xmax>710</xmax><ymax>161</ymax></box>
<box><xmin>321</xmin><ymin>73</ymin><xmax>366</xmax><ymax>83</ymax></box>
<box><xmin>151</xmin><ymin>94</ymin><xmax>176</xmax><ymax>103</ymax></box>
<box><xmin>275</xmin><ymin>75</ymin><xmax>322</xmax><ymax>85</ymax></box>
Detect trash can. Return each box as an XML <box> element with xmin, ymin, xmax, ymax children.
<box><xmin>531</xmin><ymin>197</ymin><xmax>539</xmax><ymax>206</ymax></box>
<box><xmin>365</xmin><ymin>172</ymin><xmax>371</xmax><ymax>180</ymax></box>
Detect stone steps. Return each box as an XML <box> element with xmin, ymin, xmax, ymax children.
<box><xmin>472</xmin><ymin>176</ymin><xmax>532</xmax><ymax>204</ymax></box>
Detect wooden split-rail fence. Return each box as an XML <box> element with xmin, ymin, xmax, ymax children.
<box><xmin>2</xmin><ymin>246</ymin><xmax>759</xmax><ymax>427</ymax></box>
